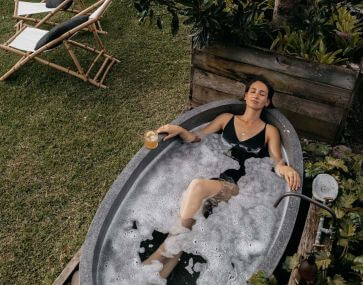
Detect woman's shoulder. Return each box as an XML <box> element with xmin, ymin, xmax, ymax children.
<box><xmin>265</xmin><ymin>123</ymin><xmax>280</xmax><ymax>139</ymax></box>
<box><xmin>216</xmin><ymin>112</ymin><xmax>234</xmax><ymax>119</ymax></box>
<box><xmin>216</xmin><ymin>113</ymin><xmax>234</xmax><ymax>129</ymax></box>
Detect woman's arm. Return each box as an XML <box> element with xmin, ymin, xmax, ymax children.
<box><xmin>157</xmin><ymin>113</ymin><xmax>232</xmax><ymax>143</ymax></box>
<box><xmin>267</xmin><ymin>125</ymin><xmax>301</xmax><ymax>191</ymax></box>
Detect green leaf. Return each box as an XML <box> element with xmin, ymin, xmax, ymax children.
<box><xmin>319</xmin><ymin>208</ymin><xmax>333</xmax><ymax>217</ymax></box>
<box><xmin>327</xmin><ymin>274</ymin><xmax>347</xmax><ymax>285</ymax></box>
<box><xmin>138</xmin><ymin>10</ymin><xmax>148</xmax><ymax>24</ymax></box>
<box><xmin>338</xmin><ymin>217</ymin><xmax>357</xmax><ymax>253</ymax></box>
<box><xmin>339</xmin><ymin>216</ymin><xmax>357</xmax><ymax>238</ymax></box>
<box><xmin>325</xmin><ymin>156</ymin><xmax>348</xmax><ymax>172</ymax></box>
<box><xmin>337</xmin><ymin>193</ymin><xmax>358</xmax><ymax>209</ymax></box>
<box><xmin>270</xmin><ymin>37</ymin><xmax>280</xmax><ymax>51</ymax></box>
<box><xmin>267</xmin><ymin>275</ymin><xmax>277</xmax><ymax>285</ymax></box>
<box><xmin>356</xmin><ymin>231</ymin><xmax>363</xmax><ymax>241</ymax></box>
<box><xmin>342</xmin><ymin>253</ymin><xmax>355</xmax><ymax>264</ymax></box>
<box><xmin>247</xmin><ymin>270</ymin><xmax>277</xmax><ymax>285</ymax></box>
<box><xmin>346</xmin><ymin>212</ymin><xmax>361</xmax><ymax>228</ymax></box>
<box><xmin>304</xmin><ymin>161</ymin><xmax>327</xmax><ymax>178</ymax></box>
<box><xmin>282</xmin><ymin>253</ymin><xmax>300</xmax><ymax>272</ymax></box>
<box><xmin>340</xmin><ymin>179</ymin><xmax>356</xmax><ymax>192</ymax></box>
<box><xmin>352</xmin><ymin>154</ymin><xmax>363</xmax><ymax>176</ymax></box>
<box><xmin>352</xmin><ymin>256</ymin><xmax>363</xmax><ymax>274</ymax></box>
<box><xmin>315</xmin><ymin>250</ymin><xmax>331</xmax><ymax>270</ymax></box>
<box><xmin>339</xmin><ymin>218</ymin><xmax>357</xmax><ymax>237</ymax></box>
<box><xmin>337</xmin><ymin>237</ymin><xmax>349</xmax><ymax>250</ymax></box>
<box><xmin>304</xmin><ymin>142</ymin><xmax>332</xmax><ymax>156</ymax></box>
<box><xmin>333</xmin><ymin>206</ymin><xmax>346</xmax><ymax>219</ymax></box>
<box><xmin>248</xmin><ymin>270</ymin><xmax>269</xmax><ymax>285</ymax></box>
<box><xmin>358</xmin><ymin>177</ymin><xmax>363</xmax><ymax>201</ymax></box>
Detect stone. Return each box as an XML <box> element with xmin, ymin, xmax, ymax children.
<box><xmin>332</xmin><ymin>145</ymin><xmax>352</xmax><ymax>159</ymax></box>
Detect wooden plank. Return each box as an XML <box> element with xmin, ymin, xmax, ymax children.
<box><xmin>273</xmin><ymin>92</ymin><xmax>344</xmax><ymax>125</ymax></box>
<box><xmin>192</xmin><ymin>68</ymin><xmax>344</xmax><ymax>125</ymax></box>
<box><xmin>288</xmin><ymin>204</ymin><xmax>320</xmax><ymax>285</ymax></box>
<box><xmin>188</xmin><ymin>58</ymin><xmax>195</xmax><ymax>100</ymax></box>
<box><xmin>201</xmin><ymin>46</ymin><xmax>358</xmax><ymax>90</ymax></box>
<box><xmin>193</xmin><ymin>50</ymin><xmax>352</xmax><ymax>107</ymax></box>
<box><xmin>192</xmin><ymin>84</ymin><xmax>242</xmax><ymax>104</ymax></box>
<box><xmin>190</xmin><ymin>98</ymin><xmax>340</xmax><ymax>143</ymax></box>
<box><xmin>53</xmin><ymin>247</ymin><xmax>81</xmax><ymax>285</ymax></box>
<box><xmin>190</xmin><ymin>97</ymin><xmax>337</xmax><ymax>142</ymax></box>
<box><xmin>335</xmin><ymin>73</ymin><xmax>363</xmax><ymax>141</ymax></box>
<box><xmin>278</xmin><ymin>109</ymin><xmax>337</xmax><ymax>142</ymax></box>
<box><xmin>193</xmin><ymin>68</ymin><xmax>245</xmax><ymax>97</ymax></box>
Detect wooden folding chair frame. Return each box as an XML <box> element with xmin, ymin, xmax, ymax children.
<box><xmin>14</xmin><ymin>0</ymin><xmax>107</xmax><ymax>35</ymax></box>
<box><xmin>1</xmin><ymin>0</ymin><xmax>119</xmax><ymax>88</ymax></box>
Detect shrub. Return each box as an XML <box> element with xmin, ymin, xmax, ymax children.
<box><xmin>133</xmin><ymin>0</ymin><xmax>363</xmax><ymax>64</ymax></box>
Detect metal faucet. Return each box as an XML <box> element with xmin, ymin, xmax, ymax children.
<box><xmin>274</xmin><ymin>192</ymin><xmax>337</xmax><ymax>251</ymax></box>
<box><xmin>273</xmin><ymin>193</ymin><xmax>336</xmax><ymax>224</ymax></box>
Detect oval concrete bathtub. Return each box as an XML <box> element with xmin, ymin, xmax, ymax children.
<box><xmin>80</xmin><ymin>99</ymin><xmax>303</xmax><ymax>284</ymax></box>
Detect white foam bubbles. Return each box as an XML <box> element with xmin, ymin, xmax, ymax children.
<box><xmin>97</xmin><ymin>130</ymin><xmax>287</xmax><ymax>284</ymax></box>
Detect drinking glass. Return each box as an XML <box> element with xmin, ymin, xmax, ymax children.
<box><xmin>144</xmin><ymin>130</ymin><xmax>159</xmax><ymax>149</ymax></box>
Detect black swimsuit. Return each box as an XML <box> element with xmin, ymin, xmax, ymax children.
<box><xmin>213</xmin><ymin>115</ymin><xmax>269</xmax><ymax>184</ymax></box>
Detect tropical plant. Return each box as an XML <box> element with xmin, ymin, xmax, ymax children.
<box><xmin>269</xmin><ymin>0</ymin><xmax>363</xmax><ymax>64</ymax></box>
<box><xmin>134</xmin><ymin>0</ymin><xmax>272</xmax><ymax>48</ymax></box>
<box><xmin>329</xmin><ymin>4</ymin><xmax>363</xmax><ymax>57</ymax></box>
<box><xmin>247</xmin><ymin>270</ymin><xmax>277</xmax><ymax>285</ymax></box>
<box><xmin>270</xmin><ymin>24</ymin><xmax>346</xmax><ymax>64</ymax></box>
<box><xmin>133</xmin><ymin>0</ymin><xmax>363</xmax><ymax>64</ymax></box>
<box><xmin>289</xmin><ymin>141</ymin><xmax>362</xmax><ymax>283</ymax></box>
<box><xmin>249</xmin><ymin>141</ymin><xmax>362</xmax><ymax>284</ymax></box>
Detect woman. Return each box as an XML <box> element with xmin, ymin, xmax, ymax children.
<box><xmin>143</xmin><ymin>77</ymin><xmax>301</xmax><ymax>279</ymax></box>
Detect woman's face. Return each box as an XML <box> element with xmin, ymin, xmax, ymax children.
<box><xmin>244</xmin><ymin>81</ymin><xmax>270</xmax><ymax>110</ymax></box>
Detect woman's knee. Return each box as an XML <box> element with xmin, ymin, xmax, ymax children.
<box><xmin>186</xmin><ymin>178</ymin><xmax>212</xmax><ymax>199</ymax></box>
<box><xmin>187</xmin><ymin>178</ymin><xmax>203</xmax><ymax>189</ymax></box>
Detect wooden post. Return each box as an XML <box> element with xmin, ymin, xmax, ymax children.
<box><xmin>35</xmin><ymin>0</ymin><xmax>74</xmax><ymax>28</ymax></box>
<box><xmin>52</xmin><ymin>248</ymin><xmax>82</xmax><ymax>285</ymax></box>
<box><xmin>64</xmin><ymin>40</ymin><xmax>86</xmax><ymax>80</ymax></box>
<box><xmin>14</xmin><ymin>0</ymin><xmax>19</xmax><ymax>18</ymax></box>
<box><xmin>86</xmin><ymin>50</ymin><xmax>104</xmax><ymax>76</ymax></box>
<box><xmin>94</xmin><ymin>57</ymin><xmax>109</xmax><ymax>81</ymax></box>
<box><xmin>67</xmin><ymin>40</ymin><xmax>119</xmax><ymax>62</ymax></box>
<box><xmin>288</xmin><ymin>204</ymin><xmax>320</xmax><ymax>285</ymax></box>
<box><xmin>100</xmin><ymin>59</ymin><xmax>116</xmax><ymax>84</ymax></box>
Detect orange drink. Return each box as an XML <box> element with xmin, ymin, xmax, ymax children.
<box><xmin>144</xmin><ymin>130</ymin><xmax>159</xmax><ymax>149</ymax></box>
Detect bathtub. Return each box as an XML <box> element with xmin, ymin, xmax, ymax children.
<box><xmin>80</xmin><ymin>99</ymin><xmax>303</xmax><ymax>284</ymax></box>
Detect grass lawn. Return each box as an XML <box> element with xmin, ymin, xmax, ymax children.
<box><xmin>0</xmin><ymin>1</ymin><xmax>191</xmax><ymax>283</ymax></box>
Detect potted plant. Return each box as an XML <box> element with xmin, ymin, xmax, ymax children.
<box><xmin>133</xmin><ymin>0</ymin><xmax>363</xmax><ymax>143</ymax></box>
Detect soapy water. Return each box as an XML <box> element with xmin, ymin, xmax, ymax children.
<box><xmin>97</xmin><ymin>131</ymin><xmax>287</xmax><ymax>285</ymax></box>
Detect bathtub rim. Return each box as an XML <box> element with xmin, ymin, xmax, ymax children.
<box><xmin>80</xmin><ymin>99</ymin><xmax>303</xmax><ymax>284</ymax></box>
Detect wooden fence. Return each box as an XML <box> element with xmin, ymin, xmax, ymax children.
<box><xmin>189</xmin><ymin>46</ymin><xmax>362</xmax><ymax>143</ymax></box>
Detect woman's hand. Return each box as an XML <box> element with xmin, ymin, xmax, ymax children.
<box><xmin>157</xmin><ymin>124</ymin><xmax>184</xmax><ymax>141</ymax></box>
<box><xmin>275</xmin><ymin>165</ymin><xmax>301</xmax><ymax>191</ymax></box>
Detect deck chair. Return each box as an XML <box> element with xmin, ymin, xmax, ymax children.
<box><xmin>13</xmin><ymin>0</ymin><xmax>106</xmax><ymax>34</ymax></box>
<box><xmin>1</xmin><ymin>0</ymin><xmax>119</xmax><ymax>88</ymax></box>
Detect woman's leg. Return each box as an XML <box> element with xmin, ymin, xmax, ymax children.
<box><xmin>143</xmin><ymin>178</ymin><xmax>225</xmax><ymax>278</ymax></box>
<box><xmin>179</xmin><ymin>178</ymin><xmax>225</xmax><ymax>228</ymax></box>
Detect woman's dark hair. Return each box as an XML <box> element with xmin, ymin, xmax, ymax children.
<box><xmin>244</xmin><ymin>76</ymin><xmax>275</xmax><ymax>108</ymax></box>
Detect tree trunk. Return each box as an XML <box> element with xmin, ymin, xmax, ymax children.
<box><xmin>273</xmin><ymin>0</ymin><xmax>301</xmax><ymax>28</ymax></box>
